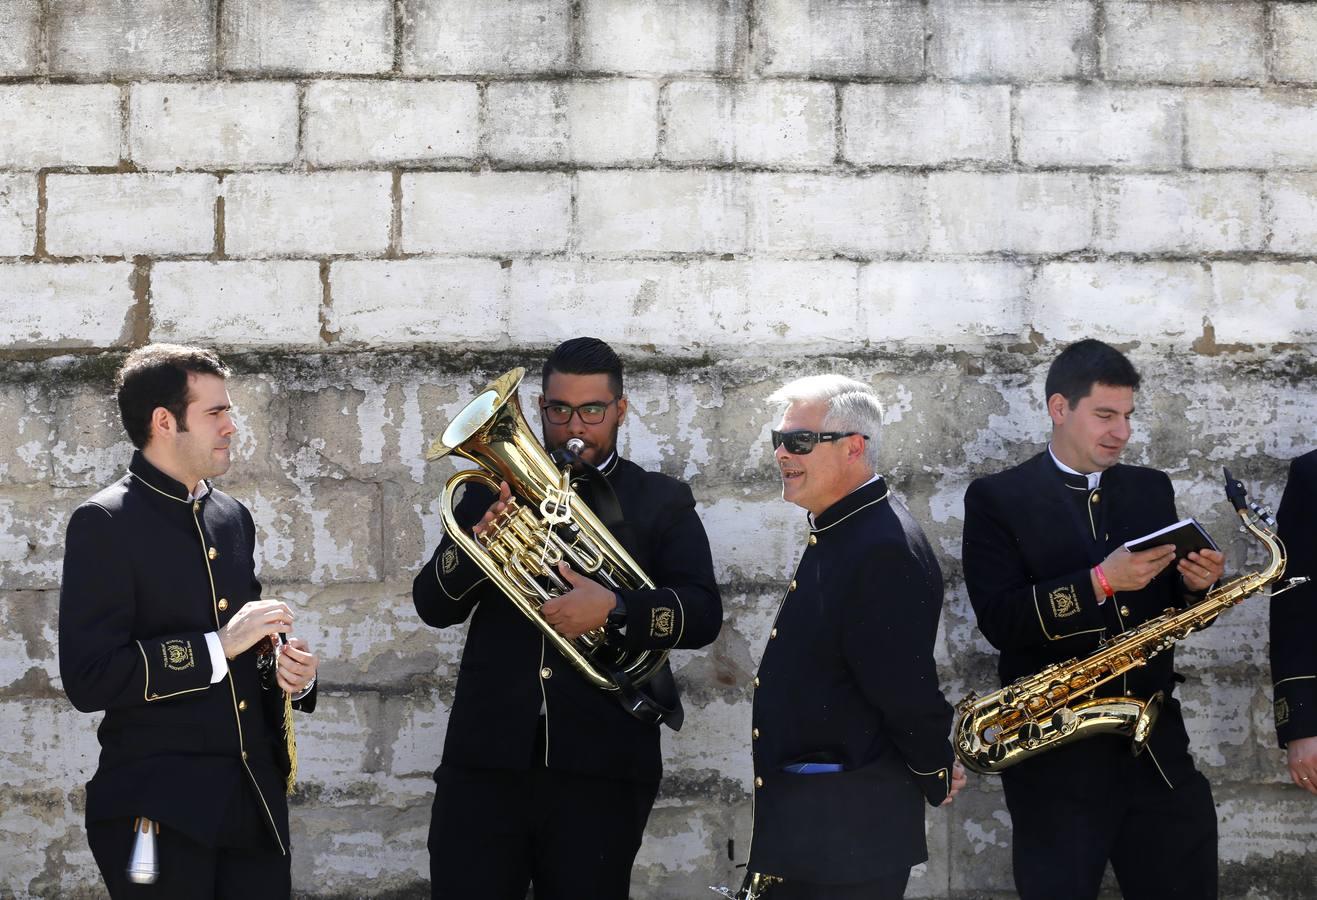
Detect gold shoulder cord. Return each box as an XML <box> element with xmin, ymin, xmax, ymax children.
<box><xmin>282</xmin><ymin>689</ymin><xmax>297</xmax><ymax>794</ymax></box>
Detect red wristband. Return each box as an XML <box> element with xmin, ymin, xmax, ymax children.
<box><xmin>1093</xmin><ymin>564</ymin><xmax>1114</xmax><ymax>599</ymax></box>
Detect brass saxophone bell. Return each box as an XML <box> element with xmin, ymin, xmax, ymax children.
<box><xmin>126</xmin><ymin>816</ymin><xmax>159</xmax><ymax>885</ymax></box>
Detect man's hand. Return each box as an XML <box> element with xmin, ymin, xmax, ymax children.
<box><xmin>941</xmin><ymin>759</ymin><xmax>967</xmax><ymax>806</ymax></box>
<box><xmin>276</xmin><ymin>637</ymin><xmax>318</xmax><ymax>695</ymax></box>
<box><xmin>1178</xmin><ymin>548</ymin><xmax>1225</xmax><ymax>593</ymax></box>
<box><xmin>541</xmin><ymin>563</ymin><xmax>615</xmax><ymax>640</ymax></box>
<box><xmin>1286</xmin><ymin>735</ymin><xmax>1317</xmax><ymax>796</ymax></box>
<box><xmin>218</xmin><ymin>600</ymin><xmax>294</xmax><ymax>659</ymax></box>
<box><xmin>1097</xmin><ymin>545</ymin><xmax>1177</xmax><ymax>594</ymax></box>
<box><xmin>472</xmin><ymin>481</ymin><xmax>513</xmax><ymax>539</ymax></box>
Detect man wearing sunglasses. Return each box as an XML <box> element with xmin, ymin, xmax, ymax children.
<box><xmin>413</xmin><ymin>337</ymin><xmax>722</xmax><ymax>900</ymax></box>
<box><xmin>746</xmin><ymin>374</ymin><xmax>964</xmax><ymax>900</ymax></box>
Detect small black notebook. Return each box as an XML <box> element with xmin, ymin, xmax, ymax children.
<box><xmin>1124</xmin><ymin>518</ymin><xmax>1218</xmax><ymax>561</ymax></box>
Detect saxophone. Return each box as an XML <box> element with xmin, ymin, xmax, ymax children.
<box><xmin>955</xmin><ymin>468</ymin><xmax>1307</xmax><ymax>775</ymax></box>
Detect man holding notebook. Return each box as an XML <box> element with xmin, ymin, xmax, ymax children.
<box><xmin>961</xmin><ymin>338</ymin><xmax>1225</xmax><ymax>900</ymax></box>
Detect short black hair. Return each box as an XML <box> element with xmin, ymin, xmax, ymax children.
<box><xmin>1044</xmin><ymin>339</ymin><xmax>1141</xmax><ymax>409</ymax></box>
<box><xmin>115</xmin><ymin>344</ymin><xmax>230</xmax><ymax>449</ymax></box>
<box><xmin>541</xmin><ymin>337</ymin><xmax>623</xmax><ymax>397</ymax></box>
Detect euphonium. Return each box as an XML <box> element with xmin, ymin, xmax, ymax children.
<box><xmin>955</xmin><ymin>468</ymin><xmax>1307</xmax><ymax>775</ymax></box>
<box><xmin>424</xmin><ymin>367</ymin><xmax>668</xmax><ymax>692</ymax></box>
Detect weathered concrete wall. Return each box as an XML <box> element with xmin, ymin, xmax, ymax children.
<box><xmin>1</xmin><ymin>2</ymin><xmax>1316</xmax><ymax>898</ymax></box>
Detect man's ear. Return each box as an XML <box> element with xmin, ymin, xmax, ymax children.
<box><xmin>616</xmin><ymin>395</ymin><xmax>628</xmax><ymax>425</ymax></box>
<box><xmin>149</xmin><ymin>406</ymin><xmax>177</xmax><ymax>442</ymax></box>
<box><xmin>1046</xmin><ymin>393</ymin><xmax>1069</xmax><ymax>427</ymax></box>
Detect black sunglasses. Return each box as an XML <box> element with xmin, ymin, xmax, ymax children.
<box><xmin>539</xmin><ymin>398</ymin><xmax>618</xmax><ymax>426</ymax></box>
<box><xmin>771</xmin><ymin>430</ymin><xmax>868</xmax><ymax>455</ymax></box>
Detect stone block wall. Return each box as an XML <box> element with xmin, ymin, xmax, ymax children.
<box><xmin>1</xmin><ymin>2</ymin><xmax>1315</xmax><ymax>897</ymax></box>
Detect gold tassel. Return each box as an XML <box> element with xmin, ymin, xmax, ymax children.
<box><xmin>282</xmin><ymin>688</ymin><xmax>297</xmax><ymax>795</ymax></box>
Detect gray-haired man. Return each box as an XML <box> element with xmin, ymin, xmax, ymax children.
<box><xmin>745</xmin><ymin>374</ymin><xmax>964</xmax><ymax>899</ymax></box>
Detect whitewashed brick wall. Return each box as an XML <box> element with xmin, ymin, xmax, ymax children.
<box><xmin>2</xmin><ymin>2</ymin><xmax>1316</xmax><ymax>898</ymax></box>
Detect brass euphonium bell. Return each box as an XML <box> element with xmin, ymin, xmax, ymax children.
<box><xmin>425</xmin><ymin>367</ymin><xmax>669</xmax><ymax>692</ymax></box>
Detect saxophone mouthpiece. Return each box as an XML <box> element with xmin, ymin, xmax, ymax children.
<box><xmin>1223</xmin><ymin>467</ymin><xmax>1248</xmax><ymax>513</ymax></box>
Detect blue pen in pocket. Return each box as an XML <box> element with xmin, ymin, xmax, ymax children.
<box><xmin>783</xmin><ymin>762</ymin><xmax>843</xmax><ymax>774</ymax></box>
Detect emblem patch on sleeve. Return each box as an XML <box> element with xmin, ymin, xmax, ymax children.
<box><xmin>650</xmin><ymin>606</ymin><xmax>675</xmax><ymax>638</ymax></box>
<box><xmin>1275</xmin><ymin>697</ymin><xmax>1290</xmax><ymax>727</ymax></box>
<box><xmin>1048</xmin><ymin>586</ymin><xmax>1080</xmax><ymax>619</ymax></box>
<box><xmin>162</xmin><ymin>639</ymin><xmax>195</xmax><ymax>671</ymax></box>
<box><xmin>441</xmin><ymin>545</ymin><xmax>459</xmax><ymax>575</ymax></box>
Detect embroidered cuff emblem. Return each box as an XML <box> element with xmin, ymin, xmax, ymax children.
<box><xmin>441</xmin><ymin>545</ymin><xmax>460</xmax><ymax>575</ymax></box>
<box><xmin>1049</xmin><ymin>585</ymin><xmax>1080</xmax><ymax>619</ymax></box>
<box><xmin>650</xmin><ymin>606</ymin><xmax>674</xmax><ymax>638</ymax></box>
<box><xmin>1275</xmin><ymin>697</ymin><xmax>1290</xmax><ymax>727</ymax></box>
<box><xmin>162</xmin><ymin>639</ymin><xmax>196</xmax><ymax>671</ymax></box>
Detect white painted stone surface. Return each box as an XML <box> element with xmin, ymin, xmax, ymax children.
<box><xmin>0</xmin><ymin>1</ymin><xmax>40</xmax><ymax>76</ymax></box>
<box><xmin>0</xmin><ymin>85</ymin><xmax>121</xmax><ymax>168</ymax></box>
<box><xmin>578</xmin><ymin>171</ymin><xmax>748</xmax><ymax>254</ymax></box>
<box><xmin>843</xmin><ymin>84</ymin><xmax>1011</xmax><ymax>167</ymax></box>
<box><xmin>129</xmin><ymin>82</ymin><xmax>299</xmax><ymax>170</ymax></box>
<box><xmin>150</xmin><ymin>261</ymin><xmax>324</xmax><ymax>347</ymax></box>
<box><xmin>1273</xmin><ymin>3</ymin><xmax>1317</xmax><ymax>84</ymax></box>
<box><xmin>1266</xmin><ymin>174</ymin><xmax>1317</xmax><ymax>255</ymax></box>
<box><xmin>402</xmin><ymin>172</ymin><xmax>571</xmax><ymax>255</ymax></box>
<box><xmin>0</xmin><ymin>263</ymin><xmax>135</xmax><ymax>349</ymax></box>
<box><xmin>751</xmin><ymin>173</ymin><xmax>926</xmax><ymax>256</ymax></box>
<box><xmin>221</xmin><ymin>0</ymin><xmax>395</xmax><ymax>74</ymax></box>
<box><xmin>1019</xmin><ymin>85</ymin><xmax>1182</xmax><ymax>168</ymax></box>
<box><xmin>929</xmin><ymin>173</ymin><xmax>1095</xmax><ymax>254</ymax></box>
<box><xmin>580</xmin><ymin>0</ymin><xmax>740</xmax><ymax>75</ymax></box>
<box><xmin>49</xmin><ymin>0</ymin><xmax>212</xmax><ymax>76</ymax></box>
<box><xmin>928</xmin><ymin>0</ymin><xmax>1095</xmax><ymax>81</ymax></box>
<box><xmin>46</xmin><ymin>174</ymin><xmax>217</xmax><ymax>257</ymax></box>
<box><xmin>1030</xmin><ymin>262</ymin><xmax>1212</xmax><ymax>344</ymax></box>
<box><xmin>664</xmin><ymin>81</ymin><xmax>835</xmax><ymax>167</ymax></box>
<box><xmin>860</xmin><ymin>262</ymin><xmax>1032</xmax><ymax>344</ymax></box>
<box><xmin>305</xmin><ymin>80</ymin><xmax>479</xmax><ymax>166</ymax></box>
<box><xmin>403</xmin><ymin>0</ymin><xmax>572</xmax><ymax>74</ymax></box>
<box><xmin>1186</xmin><ymin>88</ymin><xmax>1317</xmax><ymax>169</ymax></box>
<box><xmin>224</xmin><ymin>172</ymin><xmax>392</xmax><ymax>258</ymax></box>
<box><xmin>753</xmin><ymin>0</ymin><xmax>924</xmax><ymax>77</ymax></box>
<box><xmin>486</xmin><ymin>80</ymin><xmax>659</xmax><ymax>166</ymax></box>
<box><xmin>1096</xmin><ymin>174</ymin><xmax>1264</xmax><ymax>254</ymax></box>
<box><xmin>0</xmin><ymin>175</ymin><xmax>37</xmax><ymax>257</ymax></box>
<box><xmin>1210</xmin><ymin>262</ymin><xmax>1317</xmax><ymax>344</ymax></box>
<box><xmin>329</xmin><ymin>258</ymin><xmax>508</xmax><ymax>345</ymax></box>
<box><xmin>1103</xmin><ymin>2</ymin><xmax>1265</xmax><ymax>85</ymax></box>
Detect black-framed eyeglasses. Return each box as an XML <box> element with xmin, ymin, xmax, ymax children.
<box><xmin>771</xmin><ymin>429</ymin><xmax>868</xmax><ymax>455</ymax></box>
<box><xmin>539</xmin><ymin>398</ymin><xmax>618</xmax><ymax>426</ymax></box>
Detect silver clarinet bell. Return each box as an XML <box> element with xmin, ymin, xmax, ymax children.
<box><xmin>126</xmin><ymin>816</ymin><xmax>159</xmax><ymax>885</ymax></box>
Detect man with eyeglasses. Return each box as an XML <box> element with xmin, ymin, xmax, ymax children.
<box><xmin>412</xmin><ymin>337</ymin><xmax>722</xmax><ymax>900</ymax></box>
<box><xmin>744</xmin><ymin>374</ymin><xmax>964</xmax><ymax>900</ymax></box>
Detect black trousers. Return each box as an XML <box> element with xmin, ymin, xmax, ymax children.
<box><xmin>427</xmin><ymin>763</ymin><xmax>660</xmax><ymax>900</ymax></box>
<box><xmin>767</xmin><ymin>869</ymin><xmax>910</xmax><ymax>900</ymax></box>
<box><xmin>87</xmin><ymin>813</ymin><xmax>289</xmax><ymax>900</ymax></box>
<box><xmin>1003</xmin><ymin>739</ymin><xmax>1217</xmax><ymax>900</ymax></box>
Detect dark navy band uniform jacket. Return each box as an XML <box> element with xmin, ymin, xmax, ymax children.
<box><xmin>962</xmin><ymin>451</ymin><xmax>1205</xmax><ymax>788</ymax></box>
<box><xmin>1273</xmin><ymin>449</ymin><xmax>1317</xmax><ymax>747</ymax></box>
<box><xmin>59</xmin><ymin>452</ymin><xmax>315</xmax><ymax>853</ymax></box>
<box><xmin>748</xmin><ymin>477</ymin><xmax>955</xmax><ymax>885</ymax></box>
<box><xmin>413</xmin><ymin>454</ymin><xmax>722</xmax><ymax>783</ymax></box>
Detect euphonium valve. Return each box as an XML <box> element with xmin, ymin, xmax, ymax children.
<box><xmin>126</xmin><ymin>816</ymin><xmax>159</xmax><ymax>885</ymax></box>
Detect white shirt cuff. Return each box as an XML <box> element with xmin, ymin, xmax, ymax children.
<box><xmin>205</xmin><ymin>632</ymin><xmax>228</xmax><ymax>684</ymax></box>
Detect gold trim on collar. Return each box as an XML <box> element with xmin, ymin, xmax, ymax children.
<box><xmin>810</xmin><ymin>490</ymin><xmax>890</xmax><ymax>535</ymax></box>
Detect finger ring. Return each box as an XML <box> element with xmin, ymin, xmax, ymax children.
<box><xmin>1303</xmin><ymin>776</ymin><xmax>1310</xmax><ymax>782</ymax></box>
